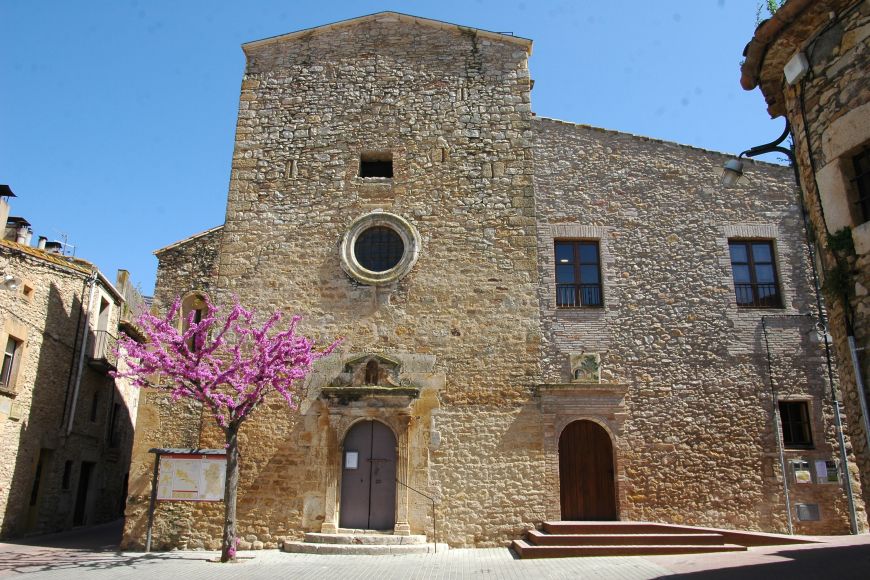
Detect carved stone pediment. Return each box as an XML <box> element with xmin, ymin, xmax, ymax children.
<box><xmin>322</xmin><ymin>353</ymin><xmax>422</xmax><ymax>404</ymax></box>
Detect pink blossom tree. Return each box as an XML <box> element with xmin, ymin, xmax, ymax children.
<box><xmin>115</xmin><ymin>297</ymin><xmax>339</xmax><ymax>562</ymax></box>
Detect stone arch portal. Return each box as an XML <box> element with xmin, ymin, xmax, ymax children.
<box><xmin>559</xmin><ymin>419</ymin><xmax>617</xmax><ymax>520</ymax></box>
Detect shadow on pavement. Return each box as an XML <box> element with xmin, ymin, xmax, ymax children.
<box><xmin>0</xmin><ymin>519</ymin><xmax>213</xmax><ymax>576</ymax></box>
<box><xmin>665</xmin><ymin>543</ymin><xmax>870</xmax><ymax>580</ymax></box>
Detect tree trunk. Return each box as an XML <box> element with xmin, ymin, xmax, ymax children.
<box><xmin>220</xmin><ymin>424</ymin><xmax>240</xmax><ymax>562</ymax></box>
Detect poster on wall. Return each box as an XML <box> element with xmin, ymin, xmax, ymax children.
<box><xmin>156</xmin><ymin>453</ymin><xmax>227</xmax><ymax>502</ymax></box>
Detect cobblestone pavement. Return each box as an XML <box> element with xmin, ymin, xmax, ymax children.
<box><xmin>1</xmin><ymin>521</ymin><xmax>869</xmax><ymax>580</ymax></box>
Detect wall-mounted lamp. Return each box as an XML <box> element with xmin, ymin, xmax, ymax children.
<box><xmin>1</xmin><ymin>273</ymin><xmax>22</xmax><ymax>292</ymax></box>
<box><xmin>720</xmin><ymin>158</ymin><xmax>749</xmax><ymax>187</ymax></box>
<box><xmin>720</xmin><ymin>120</ymin><xmax>794</xmax><ymax>187</ymax></box>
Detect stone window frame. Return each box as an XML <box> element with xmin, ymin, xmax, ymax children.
<box><xmin>554</xmin><ymin>239</ymin><xmax>603</xmax><ymax>309</ymax></box>
<box><xmin>727</xmin><ymin>239</ymin><xmax>784</xmax><ymax>309</ymax></box>
<box><xmin>180</xmin><ymin>291</ymin><xmax>210</xmax><ymax>352</ymax></box>
<box><xmin>358</xmin><ymin>151</ymin><xmax>394</xmax><ymax>179</ymax></box>
<box><xmin>0</xmin><ymin>334</ymin><xmax>23</xmax><ymax>393</ymax></box>
<box><xmin>720</xmin><ymin>225</ymin><xmax>794</xmax><ymax>314</ymax></box>
<box><xmin>0</xmin><ymin>318</ymin><xmax>28</xmax><ymax>396</ymax></box>
<box><xmin>849</xmin><ymin>145</ymin><xmax>870</xmax><ymax>225</ymax></box>
<box><xmin>777</xmin><ymin>396</ymin><xmax>817</xmax><ymax>451</ymax></box>
<box><xmin>542</xmin><ymin>225</ymin><xmax>612</xmax><ymax>315</ymax></box>
<box><xmin>813</xmin><ymin>101</ymin><xmax>870</xmax><ymax>252</ymax></box>
<box><xmin>778</xmin><ymin>399</ymin><xmax>814</xmax><ymax>449</ymax></box>
<box><xmin>340</xmin><ymin>211</ymin><xmax>421</xmax><ymax>286</ymax></box>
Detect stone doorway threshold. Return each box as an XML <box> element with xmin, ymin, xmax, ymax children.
<box><xmin>281</xmin><ymin>530</ymin><xmax>448</xmax><ymax>555</ymax></box>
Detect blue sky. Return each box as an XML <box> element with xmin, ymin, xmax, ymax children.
<box><xmin>1</xmin><ymin>1</ymin><xmax>785</xmax><ymax>295</ymax></box>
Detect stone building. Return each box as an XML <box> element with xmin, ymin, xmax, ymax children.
<box><xmin>123</xmin><ymin>13</ymin><xmax>866</xmax><ymax>551</ymax></box>
<box><xmin>0</xmin><ymin>191</ymin><xmax>142</xmax><ymax>537</ymax></box>
<box><xmin>740</xmin><ymin>0</ymin><xmax>870</xmax><ymax>510</ymax></box>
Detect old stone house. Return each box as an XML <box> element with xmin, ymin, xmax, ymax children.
<box><xmin>0</xmin><ymin>191</ymin><xmax>143</xmax><ymax>537</ymax></box>
<box><xmin>123</xmin><ymin>13</ymin><xmax>866</xmax><ymax>551</ymax></box>
<box><xmin>740</xmin><ymin>0</ymin><xmax>870</xmax><ymax>512</ymax></box>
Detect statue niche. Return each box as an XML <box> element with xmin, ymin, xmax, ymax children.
<box><xmin>321</xmin><ymin>354</ymin><xmax>421</xmax><ymax>404</ymax></box>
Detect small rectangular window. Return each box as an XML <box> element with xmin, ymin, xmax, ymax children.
<box><xmin>89</xmin><ymin>391</ymin><xmax>100</xmax><ymax>422</ymax></box>
<box><xmin>729</xmin><ymin>240</ymin><xmax>782</xmax><ymax>308</ymax></box>
<box><xmin>852</xmin><ymin>148</ymin><xmax>870</xmax><ymax>223</ymax></box>
<box><xmin>1</xmin><ymin>336</ymin><xmax>22</xmax><ymax>389</ymax></box>
<box><xmin>555</xmin><ymin>240</ymin><xmax>602</xmax><ymax>308</ymax></box>
<box><xmin>779</xmin><ymin>401</ymin><xmax>813</xmax><ymax>448</ymax></box>
<box><xmin>359</xmin><ymin>151</ymin><xmax>393</xmax><ymax>178</ymax></box>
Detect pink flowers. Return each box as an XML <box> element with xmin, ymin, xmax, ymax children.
<box><xmin>114</xmin><ymin>296</ymin><xmax>340</xmax><ymax>429</ymax></box>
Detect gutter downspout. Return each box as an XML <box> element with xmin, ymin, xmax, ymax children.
<box><xmin>735</xmin><ymin>120</ymin><xmax>860</xmax><ymax>533</ymax></box>
<box><xmin>846</xmin><ymin>325</ymin><xmax>870</xmax><ymax>468</ymax></box>
<box><xmin>762</xmin><ymin>315</ymin><xmax>795</xmax><ymax>535</ymax></box>
<box><xmin>66</xmin><ymin>271</ymin><xmax>98</xmax><ymax>435</ymax></box>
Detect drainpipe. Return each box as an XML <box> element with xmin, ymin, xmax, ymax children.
<box><xmin>731</xmin><ymin>121</ymin><xmax>859</xmax><ymax>533</ymax></box>
<box><xmin>761</xmin><ymin>315</ymin><xmax>795</xmax><ymax>535</ymax></box>
<box><xmin>846</xmin><ymin>319</ymin><xmax>870</xmax><ymax>478</ymax></box>
<box><xmin>66</xmin><ymin>271</ymin><xmax>98</xmax><ymax>435</ymax></box>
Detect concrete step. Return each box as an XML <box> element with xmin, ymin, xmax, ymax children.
<box><xmin>541</xmin><ymin>521</ymin><xmax>816</xmax><ymax>547</ymax></box>
<box><xmin>543</xmin><ymin>521</ymin><xmax>700</xmax><ymax>535</ymax></box>
<box><xmin>282</xmin><ymin>541</ymin><xmax>447</xmax><ymax>555</ymax></box>
<box><xmin>510</xmin><ymin>539</ymin><xmax>747</xmax><ymax>559</ymax></box>
<box><xmin>303</xmin><ymin>532</ymin><xmax>428</xmax><ymax>545</ymax></box>
<box><xmin>526</xmin><ymin>529</ymin><xmax>727</xmax><ymax>546</ymax></box>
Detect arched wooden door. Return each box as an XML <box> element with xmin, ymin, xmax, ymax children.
<box><xmin>339</xmin><ymin>421</ymin><xmax>396</xmax><ymax>530</ymax></box>
<box><xmin>559</xmin><ymin>420</ymin><xmax>616</xmax><ymax>520</ymax></box>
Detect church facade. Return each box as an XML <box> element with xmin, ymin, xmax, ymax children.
<box><xmin>122</xmin><ymin>13</ymin><xmax>865</xmax><ymax>550</ymax></box>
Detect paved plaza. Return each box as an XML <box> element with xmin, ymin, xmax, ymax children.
<box><xmin>0</xmin><ymin>521</ymin><xmax>868</xmax><ymax>580</ymax></box>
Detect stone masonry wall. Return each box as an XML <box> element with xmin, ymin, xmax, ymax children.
<box><xmin>774</xmin><ymin>0</ymin><xmax>870</xmax><ymax>511</ymax></box>
<box><xmin>0</xmin><ymin>242</ymin><xmax>135</xmax><ymax>538</ymax></box>
<box><xmin>533</xmin><ymin>117</ymin><xmax>864</xmax><ymax>534</ymax></box>
<box><xmin>126</xmin><ymin>16</ymin><xmax>545</xmax><ymax>549</ymax></box>
<box><xmin>124</xmin><ymin>12</ymin><xmax>868</xmax><ymax>550</ymax></box>
<box><xmin>152</xmin><ymin>226</ymin><xmax>223</xmax><ymax>311</ymax></box>
<box><xmin>122</xmin><ymin>227</ymin><xmax>223</xmax><ymax>548</ymax></box>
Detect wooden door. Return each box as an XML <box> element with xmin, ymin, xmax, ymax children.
<box><xmin>73</xmin><ymin>462</ymin><xmax>95</xmax><ymax>526</ymax></box>
<box><xmin>339</xmin><ymin>421</ymin><xmax>397</xmax><ymax>530</ymax></box>
<box><xmin>559</xmin><ymin>420</ymin><xmax>616</xmax><ymax>520</ymax></box>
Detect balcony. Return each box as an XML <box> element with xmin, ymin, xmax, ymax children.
<box><xmin>734</xmin><ymin>283</ymin><xmax>781</xmax><ymax>308</ymax></box>
<box><xmin>87</xmin><ymin>330</ymin><xmax>118</xmax><ymax>372</ymax></box>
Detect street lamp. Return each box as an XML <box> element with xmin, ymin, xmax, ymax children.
<box><xmin>720</xmin><ymin>121</ymin><xmax>793</xmax><ymax>187</ymax></box>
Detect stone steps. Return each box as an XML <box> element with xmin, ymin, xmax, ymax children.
<box><xmin>303</xmin><ymin>532</ymin><xmax>427</xmax><ymax>545</ymax></box>
<box><xmin>512</xmin><ymin>521</ymin><xmax>814</xmax><ymax>559</ymax></box>
<box><xmin>281</xmin><ymin>530</ymin><xmax>446</xmax><ymax>556</ymax></box>
<box><xmin>526</xmin><ymin>529</ymin><xmax>728</xmax><ymax>546</ymax></box>
<box><xmin>511</xmin><ymin>539</ymin><xmax>747</xmax><ymax>558</ymax></box>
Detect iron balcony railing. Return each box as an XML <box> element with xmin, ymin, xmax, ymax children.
<box><xmin>556</xmin><ymin>284</ymin><xmax>602</xmax><ymax>308</ymax></box>
<box><xmin>735</xmin><ymin>283</ymin><xmax>781</xmax><ymax>308</ymax></box>
<box><xmin>88</xmin><ymin>330</ymin><xmax>118</xmax><ymax>371</ymax></box>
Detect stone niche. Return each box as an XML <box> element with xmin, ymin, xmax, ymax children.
<box><xmin>321</xmin><ymin>353</ymin><xmax>426</xmax><ymax>404</ymax></box>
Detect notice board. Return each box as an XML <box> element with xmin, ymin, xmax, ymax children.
<box><xmin>156</xmin><ymin>453</ymin><xmax>226</xmax><ymax>502</ymax></box>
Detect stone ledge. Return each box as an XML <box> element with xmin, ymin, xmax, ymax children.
<box><xmin>304</xmin><ymin>532</ymin><xmax>427</xmax><ymax>545</ymax></box>
<box><xmin>536</xmin><ymin>382</ymin><xmax>628</xmax><ymax>396</ymax></box>
<box><xmin>281</xmin><ymin>541</ymin><xmax>447</xmax><ymax>555</ymax></box>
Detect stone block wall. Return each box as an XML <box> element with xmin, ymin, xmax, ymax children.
<box><xmin>533</xmin><ymin>117</ymin><xmax>863</xmax><ymax>534</ymax></box>
<box><xmin>153</xmin><ymin>226</ymin><xmax>223</xmax><ymax>311</ymax></box>
<box><xmin>781</xmin><ymin>1</ymin><xmax>870</xmax><ymax>512</ymax></box>
<box><xmin>123</xmin><ymin>12</ymin><xmax>867</xmax><ymax>550</ymax></box>
<box><xmin>0</xmin><ymin>241</ymin><xmax>136</xmax><ymax>537</ymax></box>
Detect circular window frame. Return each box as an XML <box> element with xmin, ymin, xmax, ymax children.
<box><xmin>340</xmin><ymin>211</ymin><xmax>421</xmax><ymax>285</ymax></box>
